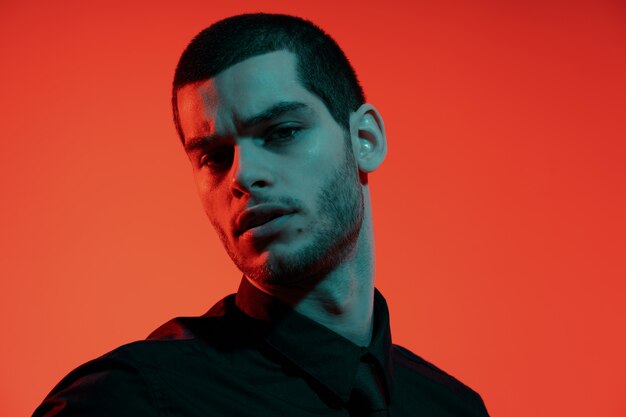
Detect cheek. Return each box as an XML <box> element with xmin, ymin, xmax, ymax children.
<box><xmin>202</xmin><ymin>195</ymin><xmax>233</xmax><ymax>241</ymax></box>
<box><xmin>195</xmin><ymin>174</ymin><xmax>229</xmax><ymax>220</ymax></box>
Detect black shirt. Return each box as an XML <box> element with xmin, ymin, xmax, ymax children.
<box><xmin>34</xmin><ymin>278</ymin><xmax>489</xmax><ymax>416</ymax></box>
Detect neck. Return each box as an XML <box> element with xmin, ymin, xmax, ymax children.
<box><xmin>243</xmin><ymin>192</ymin><xmax>376</xmax><ymax>347</ymax></box>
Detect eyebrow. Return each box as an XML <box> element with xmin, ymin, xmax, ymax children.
<box><xmin>184</xmin><ymin>133</ymin><xmax>221</xmax><ymax>154</ymax></box>
<box><xmin>238</xmin><ymin>101</ymin><xmax>310</xmax><ymax>130</ymax></box>
<box><xmin>183</xmin><ymin>101</ymin><xmax>312</xmax><ymax>154</ymax></box>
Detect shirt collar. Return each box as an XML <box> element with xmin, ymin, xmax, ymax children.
<box><xmin>235</xmin><ymin>277</ymin><xmax>394</xmax><ymax>404</ymax></box>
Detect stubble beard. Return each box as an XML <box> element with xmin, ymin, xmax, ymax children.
<box><xmin>213</xmin><ymin>136</ymin><xmax>364</xmax><ymax>288</ymax></box>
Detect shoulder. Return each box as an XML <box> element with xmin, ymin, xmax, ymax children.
<box><xmin>391</xmin><ymin>344</ymin><xmax>490</xmax><ymax>416</ymax></box>
<box><xmin>33</xmin><ymin>307</ymin><xmax>234</xmax><ymax>417</ymax></box>
<box><xmin>32</xmin><ymin>338</ymin><xmax>198</xmax><ymax>417</ymax></box>
<box><xmin>391</xmin><ymin>344</ymin><xmax>479</xmax><ymax>398</ymax></box>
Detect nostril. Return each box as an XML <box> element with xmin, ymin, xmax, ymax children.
<box><xmin>231</xmin><ymin>187</ymin><xmax>244</xmax><ymax>199</ymax></box>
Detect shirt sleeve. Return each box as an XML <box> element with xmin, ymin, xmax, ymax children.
<box><xmin>32</xmin><ymin>354</ymin><xmax>161</xmax><ymax>417</ymax></box>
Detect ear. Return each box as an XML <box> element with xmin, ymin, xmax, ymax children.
<box><xmin>349</xmin><ymin>103</ymin><xmax>387</xmax><ymax>173</ymax></box>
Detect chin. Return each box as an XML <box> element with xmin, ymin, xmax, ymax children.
<box><xmin>242</xmin><ymin>245</ymin><xmax>343</xmax><ymax>288</ymax></box>
<box><xmin>240</xmin><ymin>250</ymin><xmax>303</xmax><ymax>286</ymax></box>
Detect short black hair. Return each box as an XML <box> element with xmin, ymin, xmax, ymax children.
<box><xmin>172</xmin><ymin>13</ymin><xmax>365</xmax><ymax>143</ymax></box>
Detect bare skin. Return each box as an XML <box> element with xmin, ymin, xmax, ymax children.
<box><xmin>176</xmin><ymin>50</ymin><xmax>387</xmax><ymax>346</ymax></box>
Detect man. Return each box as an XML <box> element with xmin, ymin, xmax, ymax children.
<box><xmin>34</xmin><ymin>13</ymin><xmax>489</xmax><ymax>416</ymax></box>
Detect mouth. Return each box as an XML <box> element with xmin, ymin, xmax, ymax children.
<box><xmin>235</xmin><ymin>204</ymin><xmax>296</xmax><ymax>238</ymax></box>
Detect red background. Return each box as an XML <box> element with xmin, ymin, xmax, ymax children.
<box><xmin>2</xmin><ymin>1</ymin><xmax>625</xmax><ymax>416</ymax></box>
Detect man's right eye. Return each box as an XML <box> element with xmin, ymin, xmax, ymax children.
<box><xmin>199</xmin><ymin>147</ymin><xmax>234</xmax><ymax>169</ymax></box>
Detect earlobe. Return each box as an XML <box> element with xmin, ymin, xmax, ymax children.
<box><xmin>349</xmin><ymin>103</ymin><xmax>387</xmax><ymax>173</ymax></box>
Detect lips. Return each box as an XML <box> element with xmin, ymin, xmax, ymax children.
<box><xmin>235</xmin><ymin>204</ymin><xmax>295</xmax><ymax>237</ymax></box>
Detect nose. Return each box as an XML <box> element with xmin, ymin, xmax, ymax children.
<box><xmin>229</xmin><ymin>142</ymin><xmax>274</xmax><ymax>198</ymax></box>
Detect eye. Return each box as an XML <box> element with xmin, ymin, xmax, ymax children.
<box><xmin>265</xmin><ymin>125</ymin><xmax>302</xmax><ymax>143</ymax></box>
<box><xmin>199</xmin><ymin>146</ymin><xmax>234</xmax><ymax>170</ymax></box>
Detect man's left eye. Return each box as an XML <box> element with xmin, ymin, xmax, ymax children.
<box><xmin>265</xmin><ymin>126</ymin><xmax>301</xmax><ymax>143</ymax></box>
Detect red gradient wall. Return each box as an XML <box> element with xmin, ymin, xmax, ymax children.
<box><xmin>2</xmin><ymin>1</ymin><xmax>625</xmax><ymax>416</ymax></box>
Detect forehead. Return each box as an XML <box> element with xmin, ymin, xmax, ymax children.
<box><xmin>176</xmin><ymin>50</ymin><xmax>316</xmax><ymax>140</ymax></box>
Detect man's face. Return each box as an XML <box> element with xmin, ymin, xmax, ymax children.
<box><xmin>176</xmin><ymin>50</ymin><xmax>364</xmax><ymax>286</ymax></box>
